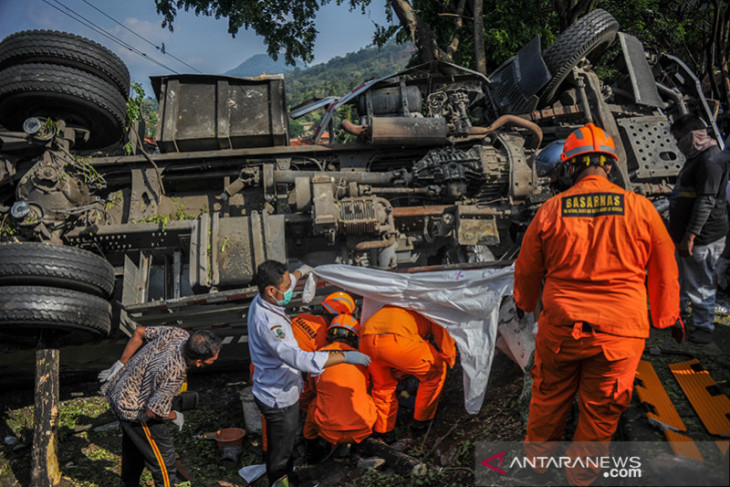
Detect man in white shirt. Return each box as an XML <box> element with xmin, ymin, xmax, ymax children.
<box><xmin>247</xmin><ymin>260</ymin><xmax>370</xmax><ymax>486</ymax></box>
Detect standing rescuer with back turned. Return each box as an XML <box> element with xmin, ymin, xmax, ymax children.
<box><xmin>514</xmin><ymin>123</ymin><xmax>681</xmax><ymax>486</ymax></box>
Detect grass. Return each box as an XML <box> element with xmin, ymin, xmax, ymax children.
<box><xmin>1</xmin><ymin>297</ymin><xmax>728</xmax><ymax>486</ymax></box>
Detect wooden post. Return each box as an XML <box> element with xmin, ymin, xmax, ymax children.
<box><xmin>30</xmin><ymin>332</ymin><xmax>61</xmax><ymax>486</ymax></box>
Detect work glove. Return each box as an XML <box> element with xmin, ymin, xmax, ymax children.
<box><xmin>672</xmin><ymin>317</ymin><xmax>685</xmax><ymax>344</ymax></box>
<box><xmin>171</xmin><ymin>411</ymin><xmax>184</xmax><ymax>431</ymax></box>
<box><xmin>296</xmin><ymin>264</ymin><xmax>314</xmax><ymax>277</ymax></box>
<box><xmin>715</xmin><ymin>257</ymin><xmax>729</xmax><ymax>289</ymax></box>
<box><xmin>98</xmin><ymin>360</ymin><xmax>124</xmax><ymax>383</ymax></box>
<box><xmin>343</xmin><ymin>351</ymin><xmax>371</xmax><ymax>366</ymax></box>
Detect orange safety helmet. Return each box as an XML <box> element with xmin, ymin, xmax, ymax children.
<box><xmin>560</xmin><ymin>123</ymin><xmax>618</xmax><ymax>163</ymax></box>
<box><xmin>321</xmin><ymin>291</ymin><xmax>356</xmax><ymax>315</ymax></box>
<box><xmin>328</xmin><ymin>314</ymin><xmax>360</xmax><ymax>336</ymax></box>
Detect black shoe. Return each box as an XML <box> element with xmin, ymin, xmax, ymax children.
<box><xmin>304</xmin><ymin>438</ymin><xmax>328</xmax><ymax>464</ymax></box>
<box><xmin>371</xmin><ymin>430</ymin><xmax>396</xmax><ymax>444</ymax></box>
<box><xmin>410</xmin><ymin>419</ymin><xmax>430</xmax><ymax>435</ymax></box>
<box><xmin>689</xmin><ymin>328</ymin><xmax>713</xmax><ymax>344</ymax></box>
<box><xmin>332</xmin><ymin>443</ymin><xmax>351</xmax><ymax>461</ymax></box>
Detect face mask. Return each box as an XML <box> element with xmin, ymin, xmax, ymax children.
<box><xmin>277</xmin><ymin>287</ymin><xmax>293</xmax><ymax>306</ymax></box>
<box><xmin>676</xmin><ymin>133</ymin><xmax>693</xmax><ymax>157</ymax></box>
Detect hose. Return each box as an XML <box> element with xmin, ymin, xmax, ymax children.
<box><xmin>469</xmin><ymin>114</ymin><xmax>543</xmax><ymax>149</ymax></box>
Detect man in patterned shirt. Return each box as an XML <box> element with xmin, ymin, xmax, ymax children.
<box><xmin>99</xmin><ymin>326</ymin><xmax>222</xmax><ymax>487</ymax></box>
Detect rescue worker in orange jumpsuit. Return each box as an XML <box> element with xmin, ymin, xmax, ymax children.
<box><xmin>291</xmin><ymin>291</ymin><xmax>357</xmax><ymax>353</ymax></box>
<box><xmin>514</xmin><ymin>123</ymin><xmax>682</xmax><ymax>486</ymax></box>
<box><xmin>360</xmin><ymin>305</ymin><xmax>456</xmax><ymax>441</ymax></box>
<box><xmin>294</xmin><ymin>291</ymin><xmax>357</xmax><ymax>410</ymax></box>
<box><xmin>303</xmin><ymin>314</ymin><xmax>377</xmax><ymax>451</ymax></box>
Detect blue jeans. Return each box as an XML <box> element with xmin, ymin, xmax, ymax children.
<box><xmin>676</xmin><ymin>237</ymin><xmax>725</xmax><ymax>332</ymax></box>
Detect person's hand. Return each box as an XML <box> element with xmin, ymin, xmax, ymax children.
<box><xmin>171</xmin><ymin>411</ymin><xmax>184</xmax><ymax>431</ymax></box>
<box><xmin>672</xmin><ymin>317</ymin><xmax>685</xmax><ymax>344</ymax></box>
<box><xmin>678</xmin><ymin>232</ymin><xmax>695</xmax><ymax>257</ymax></box>
<box><xmin>715</xmin><ymin>257</ymin><xmax>729</xmax><ymax>288</ymax></box>
<box><xmin>296</xmin><ymin>264</ymin><xmax>314</xmax><ymax>277</ymax></box>
<box><xmin>98</xmin><ymin>360</ymin><xmax>124</xmax><ymax>383</ymax></box>
<box><xmin>343</xmin><ymin>351</ymin><xmax>371</xmax><ymax>366</ymax></box>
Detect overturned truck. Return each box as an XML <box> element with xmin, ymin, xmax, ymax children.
<box><xmin>0</xmin><ymin>10</ymin><xmax>724</xmax><ymax>345</ymax></box>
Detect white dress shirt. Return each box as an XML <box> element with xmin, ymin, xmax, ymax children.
<box><xmin>247</xmin><ymin>274</ymin><xmax>329</xmax><ymax>408</ymax></box>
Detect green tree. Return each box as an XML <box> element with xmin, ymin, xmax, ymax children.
<box><xmin>153</xmin><ymin>1</ymin><xmax>729</xmax><ymax>109</ymax></box>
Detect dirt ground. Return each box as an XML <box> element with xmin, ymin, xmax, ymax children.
<box><xmin>1</xmin><ymin>292</ymin><xmax>729</xmax><ymax>487</ymax></box>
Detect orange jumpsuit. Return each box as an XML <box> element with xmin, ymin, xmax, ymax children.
<box><xmin>514</xmin><ymin>175</ymin><xmax>679</xmax><ymax>486</ymax></box>
<box><xmin>302</xmin><ymin>341</ymin><xmax>377</xmax><ymax>444</ymax></box>
<box><xmin>291</xmin><ymin>313</ymin><xmax>329</xmax><ymax>352</ymax></box>
<box><xmin>290</xmin><ymin>313</ymin><xmax>329</xmax><ymax>411</ymax></box>
<box><xmin>359</xmin><ymin>306</ymin><xmax>456</xmax><ymax>433</ymax></box>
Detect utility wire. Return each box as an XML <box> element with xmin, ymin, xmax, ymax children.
<box><xmin>40</xmin><ymin>0</ymin><xmax>180</xmax><ymax>74</ymax></box>
<box><xmin>78</xmin><ymin>0</ymin><xmax>203</xmax><ymax>74</ymax></box>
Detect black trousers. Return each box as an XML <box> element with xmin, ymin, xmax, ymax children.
<box><xmin>119</xmin><ymin>419</ymin><xmax>177</xmax><ymax>487</ymax></box>
<box><xmin>255</xmin><ymin>397</ymin><xmax>299</xmax><ymax>486</ymax></box>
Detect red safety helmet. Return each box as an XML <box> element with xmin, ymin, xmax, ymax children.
<box><xmin>327</xmin><ymin>314</ymin><xmax>360</xmax><ymax>336</ymax></box>
<box><xmin>322</xmin><ymin>291</ymin><xmax>356</xmax><ymax>315</ymax></box>
<box><xmin>560</xmin><ymin>123</ymin><xmax>618</xmax><ymax>163</ymax></box>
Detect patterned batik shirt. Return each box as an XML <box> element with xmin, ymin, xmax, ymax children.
<box><xmin>102</xmin><ymin>326</ymin><xmax>189</xmax><ymax>422</ymax></box>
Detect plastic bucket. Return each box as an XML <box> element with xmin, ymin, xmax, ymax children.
<box><xmin>215</xmin><ymin>428</ymin><xmax>245</xmax><ymax>450</ymax></box>
<box><xmin>240</xmin><ymin>386</ymin><xmax>262</xmax><ymax>434</ymax></box>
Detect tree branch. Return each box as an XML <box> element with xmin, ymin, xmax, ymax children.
<box><xmin>389</xmin><ymin>0</ymin><xmax>448</xmax><ymax>63</ymax></box>
<box><xmin>445</xmin><ymin>0</ymin><xmax>467</xmax><ymax>59</ymax></box>
<box><xmin>473</xmin><ymin>0</ymin><xmax>486</xmax><ymax>74</ymax></box>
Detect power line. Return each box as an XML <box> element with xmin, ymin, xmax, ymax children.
<box><xmin>78</xmin><ymin>0</ymin><xmax>203</xmax><ymax>74</ymax></box>
<box><xmin>40</xmin><ymin>0</ymin><xmax>180</xmax><ymax>75</ymax></box>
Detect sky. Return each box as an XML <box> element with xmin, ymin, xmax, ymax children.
<box><xmin>0</xmin><ymin>0</ymin><xmax>390</xmax><ymax>96</ymax></box>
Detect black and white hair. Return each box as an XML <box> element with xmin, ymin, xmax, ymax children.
<box><xmin>183</xmin><ymin>330</ymin><xmax>222</xmax><ymax>361</ymax></box>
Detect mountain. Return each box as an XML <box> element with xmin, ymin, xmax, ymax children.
<box><xmin>224</xmin><ymin>53</ymin><xmax>299</xmax><ymax>78</ymax></box>
<box><xmin>284</xmin><ymin>41</ymin><xmax>414</xmax><ymax>107</ymax></box>
<box><xmin>222</xmin><ymin>41</ymin><xmax>414</xmax><ymax>107</ymax></box>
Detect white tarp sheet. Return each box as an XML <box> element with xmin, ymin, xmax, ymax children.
<box><xmin>311</xmin><ymin>263</ymin><xmax>515</xmax><ymax>414</ymax></box>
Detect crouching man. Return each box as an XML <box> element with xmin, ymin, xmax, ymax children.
<box><xmin>98</xmin><ymin>326</ymin><xmax>222</xmax><ymax>487</ymax></box>
<box><xmin>303</xmin><ymin>314</ymin><xmax>377</xmax><ymax>457</ymax></box>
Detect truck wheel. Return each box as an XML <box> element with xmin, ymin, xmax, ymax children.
<box><xmin>0</xmin><ymin>286</ymin><xmax>112</xmax><ymax>343</ymax></box>
<box><xmin>539</xmin><ymin>9</ymin><xmax>619</xmax><ymax>107</ymax></box>
<box><xmin>0</xmin><ymin>63</ymin><xmax>126</xmax><ymax>149</ymax></box>
<box><xmin>0</xmin><ymin>30</ymin><xmax>130</xmax><ymax>97</ymax></box>
<box><xmin>0</xmin><ymin>243</ymin><xmax>115</xmax><ymax>297</ymax></box>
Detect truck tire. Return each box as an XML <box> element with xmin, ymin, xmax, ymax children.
<box><xmin>0</xmin><ymin>30</ymin><xmax>130</xmax><ymax>97</ymax></box>
<box><xmin>0</xmin><ymin>286</ymin><xmax>112</xmax><ymax>342</ymax></box>
<box><xmin>0</xmin><ymin>63</ymin><xmax>126</xmax><ymax>149</ymax></box>
<box><xmin>539</xmin><ymin>9</ymin><xmax>619</xmax><ymax>107</ymax></box>
<box><xmin>0</xmin><ymin>243</ymin><xmax>115</xmax><ymax>298</ymax></box>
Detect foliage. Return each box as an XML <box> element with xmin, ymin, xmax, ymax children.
<box><xmin>151</xmin><ymin>0</ymin><xmax>729</xmax><ymax>108</ymax></box>
<box><xmin>124</xmin><ymin>82</ymin><xmax>146</xmax><ymax>155</ymax></box>
<box><xmin>125</xmin><ymin>81</ymin><xmax>159</xmax><ymax>152</ymax></box>
<box><xmin>141</xmin><ymin>97</ymin><xmax>159</xmax><ymax>139</ymax></box>
<box><xmin>284</xmin><ymin>40</ymin><xmax>412</xmax><ymax>141</ymax></box>
<box><xmin>286</xmin><ymin>40</ymin><xmax>412</xmax><ymax>106</ymax></box>
<box><xmin>153</xmin><ymin>0</ymin><xmax>375</xmax><ymax>65</ymax></box>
